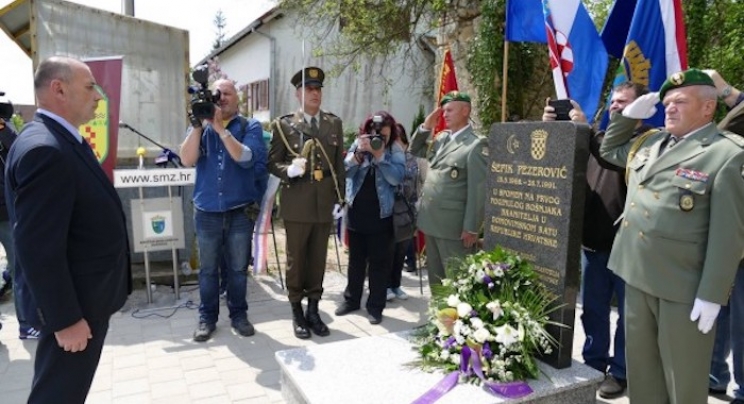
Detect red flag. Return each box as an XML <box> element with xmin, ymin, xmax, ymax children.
<box><xmin>434</xmin><ymin>48</ymin><xmax>459</xmax><ymax>136</ymax></box>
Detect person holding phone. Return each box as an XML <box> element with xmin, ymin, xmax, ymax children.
<box><xmin>543</xmin><ymin>82</ymin><xmax>652</xmax><ymax>398</ymax></box>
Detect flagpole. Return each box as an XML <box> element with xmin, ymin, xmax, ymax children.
<box><xmin>501</xmin><ymin>40</ymin><xmax>509</xmax><ymax>122</ymax></box>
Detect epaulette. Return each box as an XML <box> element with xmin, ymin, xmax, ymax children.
<box><xmin>322</xmin><ymin>110</ymin><xmax>339</xmax><ymax>119</ymax></box>
<box><xmin>719</xmin><ymin>130</ymin><xmax>744</xmax><ymax>148</ymax></box>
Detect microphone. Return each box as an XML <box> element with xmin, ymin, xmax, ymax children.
<box><xmin>119</xmin><ymin>121</ymin><xmax>183</xmax><ymax>167</ymax></box>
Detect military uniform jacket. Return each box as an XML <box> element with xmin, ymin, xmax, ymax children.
<box><xmin>600</xmin><ymin>114</ymin><xmax>744</xmax><ymax>305</ymax></box>
<box><xmin>269</xmin><ymin>109</ymin><xmax>345</xmax><ymax>223</ymax></box>
<box><xmin>410</xmin><ymin>125</ymin><xmax>488</xmax><ymax>240</ymax></box>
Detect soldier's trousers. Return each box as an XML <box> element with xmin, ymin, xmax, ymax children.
<box><xmin>284</xmin><ymin>221</ymin><xmax>332</xmax><ymax>303</ymax></box>
<box><xmin>625</xmin><ymin>284</ymin><xmax>716</xmax><ymax>404</ymax></box>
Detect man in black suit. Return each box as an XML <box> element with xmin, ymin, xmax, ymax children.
<box><xmin>5</xmin><ymin>56</ymin><xmax>131</xmax><ymax>404</ymax></box>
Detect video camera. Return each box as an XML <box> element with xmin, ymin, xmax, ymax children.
<box><xmin>187</xmin><ymin>65</ymin><xmax>221</xmax><ymax>120</ymax></box>
<box><xmin>0</xmin><ymin>91</ymin><xmax>14</xmax><ymax>121</ymax></box>
<box><xmin>361</xmin><ymin>115</ymin><xmax>384</xmax><ymax>150</ymax></box>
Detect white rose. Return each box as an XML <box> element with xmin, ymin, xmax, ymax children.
<box><xmin>457</xmin><ymin>302</ymin><xmax>473</xmax><ymax>318</ymax></box>
<box><xmin>470</xmin><ymin>317</ymin><xmax>484</xmax><ymax>329</ymax></box>
<box><xmin>447</xmin><ymin>294</ymin><xmax>461</xmax><ymax>307</ymax></box>
<box><xmin>473</xmin><ymin>327</ymin><xmax>491</xmax><ymax>343</ymax></box>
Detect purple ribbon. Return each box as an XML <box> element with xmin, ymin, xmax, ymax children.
<box><xmin>411</xmin><ymin>346</ymin><xmax>532</xmax><ymax>403</ymax></box>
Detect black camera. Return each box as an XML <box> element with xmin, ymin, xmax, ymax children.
<box><xmin>187</xmin><ymin>65</ymin><xmax>221</xmax><ymax>120</ymax></box>
<box><xmin>0</xmin><ymin>91</ymin><xmax>14</xmax><ymax>121</ymax></box>
<box><xmin>362</xmin><ymin>115</ymin><xmax>384</xmax><ymax>150</ymax></box>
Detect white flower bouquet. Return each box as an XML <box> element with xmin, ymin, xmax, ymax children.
<box><xmin>412</xmin><ymin>247</ymin><xmax>560</xmax><ymax>399</ymax></box>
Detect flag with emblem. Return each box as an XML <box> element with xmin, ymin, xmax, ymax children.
<box><xmin>434</xmin><ymin>48</ymin><xmax>458</xmax><ymax>136</ymax></box>
<box><xmin>542</xmin><ymin>0</ymin><xmax>608</xmax><ymax>123</ymax></box>
<box><xmin>598</xmin><ymin>0</ymin><xmax>687</xmax><ymax>127</ymax></box>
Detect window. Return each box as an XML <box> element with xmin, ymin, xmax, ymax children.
<box><xmin>248</xmin><ymin>79</ymin><xmax>269</xmax><ymax>112</ymax></box>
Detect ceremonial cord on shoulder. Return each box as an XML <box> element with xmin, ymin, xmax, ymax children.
<box><xmin>272</xmin><ymin>118</ymin><xmax>344</xmax><ymax>205</ymax></box>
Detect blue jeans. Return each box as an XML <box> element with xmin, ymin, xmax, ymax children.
<box><xmin>0</xmin><ymin>220</ymin><xmax>31</xmax><ymax>329</ymax></box>
<box><xmin>195</xmin><ymin>209</ymin><xmax>253</xmax><ymax>325</ymax></box>
<box><xmin>710</xmin><ymin>262</ymin><xmax>744</xmax><ymax>399</ymax></box>
<box><xmin>581</xmin><ymin>249</ymin><xmax>626</xmax><ymax>379</ymax></box>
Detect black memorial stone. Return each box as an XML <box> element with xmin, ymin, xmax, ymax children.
<box><xmin>484</xmin><ymin>121</ymin><xmax>590</xmax><ymax>369</ymax></box>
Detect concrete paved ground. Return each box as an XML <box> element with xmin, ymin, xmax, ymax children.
<box><xmin>0</xmin><ymin>265</ymin><xmax>735</xmax><ymax>403</ymax></box>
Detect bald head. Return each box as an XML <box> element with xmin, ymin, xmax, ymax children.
<box><xmin>212</xmin><ymin>79</ymin><xmax>239</xmax><ymax>119</ymax></box>
<box><xmin>34</xmin><ymin>56</ymin><xmax>101</xmax><ymax>127</ymax></box>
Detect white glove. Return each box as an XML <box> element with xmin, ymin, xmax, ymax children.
<box><xmin>622</xmin><ymin>92</ymin><xmax>660</xmax><ymax>119</ymax></box>
<box><xmin>689</xmin><ymin>298</ymin><xmax>721</xmax><ymax>334</ymax></box>
<box><xmin>287</xmin><ymin>157</ymin><xmax>306</xmax><ymax>178</ymax></box>
<box><xmin>332</xmin><ymin>203</ymin><xmax>344</xmax><ymax>220</ymax></box>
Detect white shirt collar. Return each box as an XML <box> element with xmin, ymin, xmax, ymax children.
<box><xmin>446</xmin><ymin>124</ymin><xmax>471</xmax><ymax>142</ymax></box>
<box><xmin>37</xmin><ymin>108</ymin><xmax>83</xmax><ymax>143</ymax></box>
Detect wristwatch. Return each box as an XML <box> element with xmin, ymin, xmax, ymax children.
<box><xmin>220</xmin><ymin>129</ymin><xmax>232</xmax><ymax>140</ymax></box>
<box><xmin>721</xmin><ymin>85</ymin><xmax>733</xmax><ymax>99</ymax></box>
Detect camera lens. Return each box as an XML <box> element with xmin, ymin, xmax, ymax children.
<box><xmin>370</xmin><ymin>136</ymin><xmax>383</xmax><ymax>150</ymax></box>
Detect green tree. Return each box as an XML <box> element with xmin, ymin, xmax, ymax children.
<box><xmin>277</xmin><ymin>0</ymin><xmax>744</xmax><ymax>129</ymax></box>
<box><xmin>212</xmin><ymin>9</ymin><xmax>228</xmax><ymax>51</ymax></box>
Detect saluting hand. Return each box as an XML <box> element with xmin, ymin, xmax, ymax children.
<box><xmin>422</xmin><ymin>107</ymin><xmax>442</xmax><ymax>131</ymax></box>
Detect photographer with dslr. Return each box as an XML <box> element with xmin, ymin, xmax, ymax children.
<box><xmin>334</xmin><ymin>112</ymin><xmax>405</xmax><ymax>324</ymax></box>
<box><xmin>180</xmin><ymin>77</ymin><xmax>268</xmax><ymax>342</ymax></box>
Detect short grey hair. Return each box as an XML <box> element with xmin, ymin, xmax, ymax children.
<box><xmin>34</xmin><ymin>56</ymin><xmax>75</xmax><ymax>92</ymax></box>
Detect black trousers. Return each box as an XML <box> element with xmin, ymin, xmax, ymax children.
<box><xmin>28</xmin><ymin>318</ymin><xmax>110</xmax><ymax>404</ymax></box>
<box><xmin>389</xmin><ymin>239</ymin><xmax>409</xmax><ymax>289</ymax></box>
<box><xmin>344</xmin><ymin>228</ymin><xmax>394</xmax><ymax>316</ymax></box>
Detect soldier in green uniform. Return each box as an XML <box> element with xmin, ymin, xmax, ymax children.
<box><xmin>409</xmin><ymin>91</ymin><xmax>488</xmax><ymax>287</ymax></box>
<box><xmin>600</xmin><ymin>68</ymin><xmax>744</xmax><ymax>404</ymax></box>
<box><xmin>268</xmin><ymin>67</ymin><xmax>345</xmax><ymax>339</ymax></box>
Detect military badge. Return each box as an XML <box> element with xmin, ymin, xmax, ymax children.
<box><xmin>314</xmin><ymin>169</ymin><xmax>324</xmax><ymax>181</ymax></box>
<box><xmin>450</xmin><ymin>168</ymin><xmax>459</xmax><ymax>179</ymax></box>
<box><xmin>309</xmin><ymin>68</ymin><xmax>319</xmax><ymax>78</ymax></box>
<box><xmin>670</xmin><ymin>72</ymin><xmax>685</xmax><ymax>85</ymax></box>
<box><xmin>679</xmin><ymin>191</ymin><xmax>694</xmax><ymax>212</ymax></box>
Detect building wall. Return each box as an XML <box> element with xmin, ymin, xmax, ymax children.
<box><xmin>211</xmin><ymin>11</ymin><xmax>434</xmax><ymax>135</ymax></box>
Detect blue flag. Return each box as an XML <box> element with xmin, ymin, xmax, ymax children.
<box><xmin>599</xmin><ymin>0</ymin><xmax>687</xmax><ymax>127</ymax></box>
<box><xmin>505</xmin><ymin>0</ymin><xmax>546</xmax><ymax>43</ymax></box>
<box><xmin>601</xmin><ymin>0</ymin><xmax>638</xmax><ymax>58</ymax></box>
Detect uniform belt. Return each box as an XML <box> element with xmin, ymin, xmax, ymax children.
<box><xmin>289</xmin><ymin>169</ymin><xmax>332</xmax><ymax>184</ymax></box>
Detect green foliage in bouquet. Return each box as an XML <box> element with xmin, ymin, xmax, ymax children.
<box><xmin>414</xmin><ymin>247</ymin><xmax>561</xmax><ymax>383</ymax></box>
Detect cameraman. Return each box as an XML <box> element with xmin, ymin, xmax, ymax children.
<box><xmin>335</xmin><ymin>112</ymin><xmax>405</xmax><ymax>324</ymax></box>
<box><xmin>180</xmin><ymin>79</ymin><xmax>268</xmax><ymax>342</ymax></box>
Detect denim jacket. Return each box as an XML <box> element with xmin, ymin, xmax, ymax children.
<box><xmin>344</xmin><ymin>140</ymin><xmax>406</xmax><ymax>218</ymax></box>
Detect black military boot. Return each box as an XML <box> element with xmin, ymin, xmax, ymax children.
<box><xmin>291</xmin><ymin>302</ymin><xmax>311</xmax><ymax>339</ymax></box>
<box><xmin>305</xmin><ymin>298</ymin><xmax>330</xmax><ymax>337</ymax></box>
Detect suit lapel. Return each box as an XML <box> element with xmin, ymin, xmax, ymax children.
<box><xmin>37</xmin><ymin>113</ymin><xmax>122</xmax><ymax>208</ymax></box>
<box><xmin>641</xmin><ymin>124</ymin><xmax>717</xmax><ymax>181</ymax></box>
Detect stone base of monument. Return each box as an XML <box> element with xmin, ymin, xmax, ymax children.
<box><xmin>276</xmin><ymin>331</ymin><xmax>603</xmax><ymax>404</ymax></box>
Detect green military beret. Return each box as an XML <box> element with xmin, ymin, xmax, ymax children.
<box><xmin>659</xmin><ymin>68</ymin><xmax>715</xmax><ymax>99</ymax></box>
<box><xmin>440</xmin><ymin>91</ymin><xmax>471</xmax><ymax>106</ymax></box>
<box><xmin>291</xmin><ymin>67</ymin><xmax>325</xmax><ymax>88</ymax></box>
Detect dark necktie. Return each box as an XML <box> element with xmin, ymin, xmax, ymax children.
<box><xmin>659</xmin><ymin>135</ymin><xmax>679</xmax><ymax>156</ymax></box>
<box><xmin>310</xmin><ymin>116</ymin><xmax>319</xmax><ymax>137</ymax></box>
<box><xmin>80</xmin><ymin>139</ymin><xmax>98</xmax><ymax>162</ymax></box>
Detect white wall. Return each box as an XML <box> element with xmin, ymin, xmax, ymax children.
<box><xmin>212</xmin><ymin>11</ymin><xmax>434</xmax><ymax>133</ymax></box>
